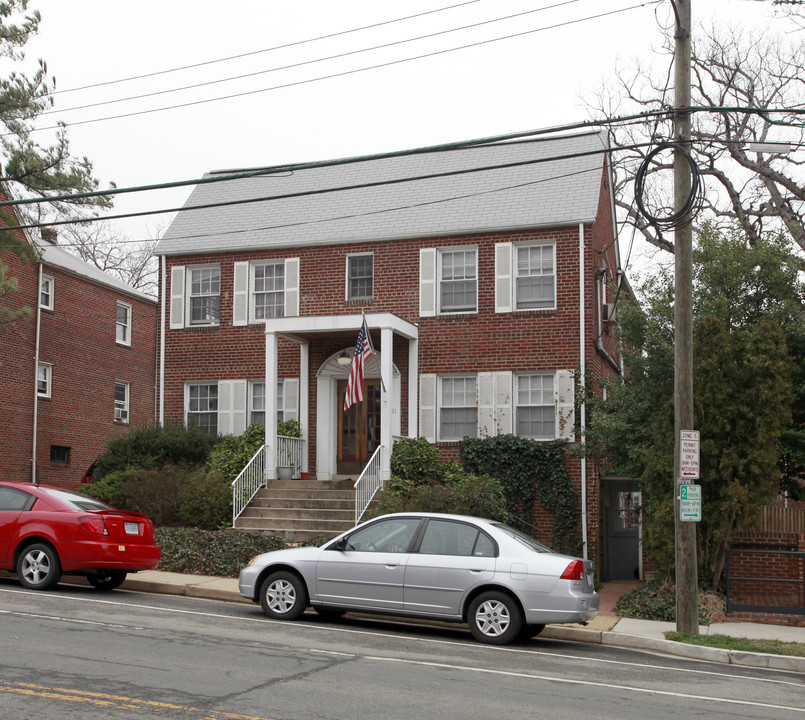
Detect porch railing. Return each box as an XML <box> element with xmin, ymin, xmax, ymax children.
<box><xmin>232</xmin><ymin>444</ymin><xmax>267</xmax><ymax>526</ymax></box>
<box><xmin>277</xmin><ymin>436</ymin><xmax>304</xmax><ymax>478</ymax></box>
<box><xmin>354</xmin><ymin>445</ymin><xmax>384</xmax><ymax>524</ymax></box>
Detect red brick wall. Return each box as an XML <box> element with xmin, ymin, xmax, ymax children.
<box><xmin>0</xmin><ymin>235</ymin><xmax>157</xmax><ymax>489</ymax></box>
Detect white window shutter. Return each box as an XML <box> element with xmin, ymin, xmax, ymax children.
<box><xmin>495</xmin><ymin>243</ymin><xmax>513</xmax><ymax>314</ymax></box>
<box><xmin>218</xmin><ymin>380</ymin><xmax>247</xmax><ymax>436</ymax></box>
<box><xmin>494</xmin><ymin>371</ymin><xmax>513</xmax><ymax>435</ymax></box>
<box><xmin>419</xmin><ymin>374</ymin><xmax>437</xmax><ymax>443</ymax></box>
<box><xmin>555</xmin><ymin>369</ymin><xmax>575</xmax><ymax>441</ymax></box>
<box><xmin>477</xmin><ymin>372</ymin><xmax>495</xmax><ymax>437</ymax></box>
<box><xmin>284</xmin><ymin>258</ymin><xmax>300</xmax><ymax>317</ymax></box>
<box><xmin>233</xmin><ymin>261</ymin><xmax>249</xmax><ymax>326</ymax></box>
<box><xmin>419</xmin><ymin>248</ymin><xmax>436</xmax><ymax>317</ymax></box>
<box><xmin>283</xmin><ymin>378</ymin><xmax>299</xmax><ymax>422</ymax></box>
<box><xmin>169</xmin><ymin>265</ymin><xmax>185</xmax><ymax>329</ymax></box>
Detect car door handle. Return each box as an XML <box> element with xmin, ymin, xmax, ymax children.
<box><xmin>385</xmin><ymin>563</ymin><xmax>399</xmax><ymax>569</ymax></box>
<box><xmin>468</xmin><ymin>568</ymin><xmax>485</xmax><ymax>573</ymax></box>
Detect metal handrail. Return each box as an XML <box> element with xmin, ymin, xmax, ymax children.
<box><xmin>354</xmin><ymin>445</ymin><xmax>384</xmax><ymax>524</ymax></box>
<box><xmin>277</xmin><ymin>435</ymin><xmax>304</xmax><ymax>478</ymax></box>
<box><xmin>231</xmin><ymin>444</ymin><xmax>267</xmax><ymax>526</ymax></box>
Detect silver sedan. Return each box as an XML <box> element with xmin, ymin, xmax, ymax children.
<box><xmin>239</xmin><ymin>512</ymin><xmax>599</xmax><ymax>645</ymax></box>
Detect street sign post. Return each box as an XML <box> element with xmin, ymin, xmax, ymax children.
<box><xmin>680</xmin><ymin>483</ymin><xmax>702</xmax><ymax>522</ymax></box>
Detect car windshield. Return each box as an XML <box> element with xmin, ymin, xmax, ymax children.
<box><xmin>490</xmin><ymin>523</ymin><xmax>552</xmax><ymax>553</ymax></box>
<box><xmin>38</xmin><ymin>487</ymin><xmax>113</xmax><ymax>512</ymax></box>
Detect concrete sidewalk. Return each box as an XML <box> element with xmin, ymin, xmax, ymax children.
<box><xmin>119</xmin><ymin>571</ymin><xmax>805</xmax><ymax>673</ymax></box>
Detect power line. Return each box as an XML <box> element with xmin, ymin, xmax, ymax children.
<box><xmin>19</xmin><ymin>1</ymin><xmax>662</xmax><ymax>137</ymax></box>
<box><xmin>44</xmin><ymin>1</ymin><xmax>583</xmax><ymax>115</ymax></box>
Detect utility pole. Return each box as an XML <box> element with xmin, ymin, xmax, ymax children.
<box><xmin>672</xmin><ymin>0</ymin><xmax>699</xmax><ymax>635</ymax></box>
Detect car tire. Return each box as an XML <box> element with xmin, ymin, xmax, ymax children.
<box><xmin>259</xmin><ymin>571</ymin><xmax>308</xmax><ymax>620</ymax></box>
<box><xmin>17</xmin><ymin>543</ymin><xmax>62</xmax><ymax>591</ymax></box>
<box><xmin>467</xmin><ymin>591</ymin><xmax>523</xmax><ymax>645</ymax></box>
<box><xmin>87</xmin><ymin>571</ymin><xmax>128</xmax><ymax>591</ymax></box>
<box><xmin>519</xmin><ymin>623</ymin><xmax>546</xmax><ymax>640</ymax></box>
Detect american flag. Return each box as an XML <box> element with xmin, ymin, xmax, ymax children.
<box><xmin>344</xmin><ymin>317</ymin><xmax>373</xmax><ymax>411</ymax></box>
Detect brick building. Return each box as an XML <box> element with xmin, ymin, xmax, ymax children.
<box><xmin>0</xmin><ymin>210</ymin><xmax>158</xmax><ymax>488</ymax></box>
<box><xmin>154</xmin><ymin>131</ymin><xmax>635</xmax><ymax>576</ymax></box>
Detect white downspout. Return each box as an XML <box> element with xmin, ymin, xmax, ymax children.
<box><xmin>159</xmin><ymin>255</ymin><xmax>166</xmax><ymax>425</ymax></box>
<box><xmin>31</xmin><ymin>262</ymin><xmax>43</xmax><ymax>484</ymax></box>
<box><xmin>579</xmin><ymin>223</ymin><xmax>589</xmax><ymax>560</ymax></box>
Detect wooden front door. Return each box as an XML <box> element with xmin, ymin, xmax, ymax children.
<box><xmin>337</xmin><ymin>380</ymin><xmax>381</xmax><ymax>475</ymax></box>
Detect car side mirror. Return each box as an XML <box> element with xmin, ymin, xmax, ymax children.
<box><xmin>332</xmin><ymin>537</ymin><xmax>348</xmax><ymax>551</ymax></box>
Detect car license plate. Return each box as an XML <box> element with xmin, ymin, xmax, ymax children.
<box><xmin>586</xmin><ymin>571</ymin><xmax>594</xmax><ymax>587</ymax></box>
<box><xmin>124</xmin><ymin>521</ymin><xmax>139</xmax><ymax>535</ymax></box>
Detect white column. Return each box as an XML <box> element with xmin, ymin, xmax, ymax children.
<box><xmin>381</xmin><ymin>326</ymin><xmax>394</xmax><ymax>482</ymax></box>
<box><xmin>408</xmin><ymin>338</ymin><xmax>418</xmax><ymax>438</ymax></box>
<box><xmin>299</xmin><ymin>342</ymin><xmax>309</xmax><ymax>476</ymax></box>
<box><xmin>265</xmin><ymin>331</ymin><xmax>278</xmax><ymax>480</ymax></box>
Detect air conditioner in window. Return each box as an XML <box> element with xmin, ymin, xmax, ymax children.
<box><xmin>603</xmin><ymin>302</ymin><xmax>617</xmax><ymax>324</ymax></box>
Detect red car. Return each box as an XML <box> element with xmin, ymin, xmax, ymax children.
<box><xmin>0</xmin><ymin>480</ymin><xmax>160</xmax><ymax>591</ymax></box>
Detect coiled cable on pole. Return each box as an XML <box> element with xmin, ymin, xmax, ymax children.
<box><xmin>634</xmin><ymin>141</ymin><xmax>703</xmax><ymax>230</ymax></box>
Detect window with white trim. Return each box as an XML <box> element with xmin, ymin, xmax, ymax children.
<box><xmin>516</xmin><ymin>374</ymin><xmax>555</xmax><ymax>439</ymax></box>
<box><xmin>347</xmin><ymin>254</ymin><xmax>373</xmax><ymax>301</ymax></box>
<box><xmin>40</xmin><ymin>275</ymin><xmax>54</xmax><ymax>310</ymax></box>
<box><xmin>116</xmin><ymin>301</ymin><xmax>132</xmax><ymax>345</ymax></box>
<box><xmin>252</xmin><ymin>262</ymin><xmax>285</xmax><ymax>320</ymax></box>
<box><xmin>440</xmin><ymin>248</ymin><xmax>477</xmax><ymax>313</ymax></box>
<box><xmin>114</xmin><ymin>381</ymin><xmax>130</xmax><ymax>423</ymax></box>
<box><xmin>188</xmin><ymin>266</ymin><xmax>220</xmax><ymax>326</ymax></box>
<box><xmin>439</xmin><ymin>376</ymin><xmax>477</xmax><ymax>441</ymax></box>
<box><xmin>516</xmin><ymin>243</ymin><xmax>555</xmax><ymax>309</ymax></box>
<box><xmin>37</xmin><ymin>363</ymin><xmax>52</xmax><ymax>398</ymax></box>
<box><xmin>250</xmin><ymin>380</ymin><xmax>299</xmax><ymax>426</ymax></box>
<box><xmin>187</xmin><ymin>383</ymin><xmax>218</xmax><ymax>434</ymax></box>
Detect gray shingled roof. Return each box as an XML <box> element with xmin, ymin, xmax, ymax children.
<box><xmin>155</xmin><ymin>130</ymin><xmax>609</xmax><ymax>257</ymax></box>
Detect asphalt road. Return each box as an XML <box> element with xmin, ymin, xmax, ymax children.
<box><xmin>1</xmin><ymin>580</ymin><xmax>803</xmax><ymax>720</ymax></box>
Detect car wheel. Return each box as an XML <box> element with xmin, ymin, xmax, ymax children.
<box><xmin>259</xmin><ymin>571</ymin><xmax>308</xmax><ymax>620</ymax></box>
<box><xmin>520</xmin><ymin>623</ymin><xmax>546</xmax><ymax>640</ymax></box>
<box><xmin>17</xmin><ymin>543</ymin><xmax>62</xmax><ymax>591</ymax></box>
<box><xmin>312</xmin><ymin>605</ymin><xmax>346</xmax><ymax>619</ymax></box>
<box><xmin>87</xmin><ymin>571</ymin><xmax>128</xmax><ymax>591</ymax></box>
<box><xmin>467</xmin><ymin>591</ymin><xmax>523</xmax><ymax>645</ymax></box>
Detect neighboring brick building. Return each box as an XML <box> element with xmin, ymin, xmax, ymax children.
<box><xmin>0</xmin><ymin>209</ymin><xmax>157</xmax><ymax>488</ymax></box>
<box><xmin>154</xmin><ymin>131</ymin><xmax>634</xmax><ymax>575</ymax></box>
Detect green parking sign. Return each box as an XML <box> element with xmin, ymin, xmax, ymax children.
<box><xmin>680</xmin><ymin>484</ymin><xmax>701</xmax><ymax>522</ymax></box>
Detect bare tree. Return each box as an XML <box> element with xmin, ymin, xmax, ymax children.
<box><xmin>58</xmin><ymin>222</ymin><xmax>159</xmax><ymax>298</ymax></box>
<box><xmin>589</xmin><ymin>18</ymin><xmax>804</xmax><ymax>259</ymax></box>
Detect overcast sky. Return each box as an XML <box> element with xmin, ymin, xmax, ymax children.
<box><xmin>22</xmin><ymin>0</ymin><xmax>782</xmax><ymax>262</ymax></box>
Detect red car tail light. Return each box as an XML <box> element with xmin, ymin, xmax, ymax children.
<box><xmin>560</xmin><ymin>560</ymin><xmax>585</xmax><ymax>580</ymax></box>
<box><xmin>79</xmin><ymin>515</ymin><xmax>109</xmax><ymax>536</ymax></box>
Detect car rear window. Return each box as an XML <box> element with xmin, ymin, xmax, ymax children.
<box><xmin>37</xmin><ymin>487</ymin><xmax>113</xmax><ymax>512</ymax></box>
<box><xmin>491</xmin><ymin>523</ymin><xmax>552</xmax><ymax>553</ymax></box>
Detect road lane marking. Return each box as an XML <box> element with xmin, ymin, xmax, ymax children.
<box><xmin>0</xmin><ymin>681</ymin><xmax>275</xmax><ymax>720</ymax></box>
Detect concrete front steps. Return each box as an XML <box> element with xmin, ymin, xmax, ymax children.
<box><xmin>234</xmin><ymin>479</ymin><xmax>357</xmax><ymax>541</ymax></box>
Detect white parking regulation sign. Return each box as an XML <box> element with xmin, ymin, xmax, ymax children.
<box><xmin>680</xmin><ymin>484</ymin><xmax>702</xmax><ymax>522</ymax></box>
<box><xmin>679</xmin><ymin>430</ymin><xmax>700</xmax><ymax>479</ymax></box>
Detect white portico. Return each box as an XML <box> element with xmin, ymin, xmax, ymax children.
<box><xmin>262</xmin><ymin>313</ymin><xmax>419</xmax><ymax>482</ymax></box>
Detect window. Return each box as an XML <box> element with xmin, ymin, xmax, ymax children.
<box><xmin>252</xmin><ymin>262</ymin><xmax>284</xmax><ymax>320</ymax></box>
<box><xmin>516</xmin><ymin>244</ymin><xmax>555</xmax><ymax>310</ymax></box>
<box><xmin>440</xmin><ymin>249</ymin><xmax>477</xmax><ymax>313</ymax></box>
<box><xmin>339</xmin><ymin>517</ymin><xmax>421</xmax><ymax>553</ymax></box>
<box><xmin>40</xmin><ymin>275</ymin><xmax>54</xmax><ymax>310</ymax></box>
<box><xmin>250</xmin><ymin>381</ymin><xmax>298</xmax><ymax>425</ymax></box>
<box><xmin>37</xmin><ymin>363</ymin><xmax>52</xmax><ymax>398</ymax></box>
<box><xmin>347</xmin><ymin>254</ymin><xmax>373</xmax><ymax>301</ymax></box>
<box><xmin>114</xmin><ymin>381</ymin><xmax>130</xmax><ymax>423</ymax></box>
<box><xmin>0</xmin><ymin>486</ymin><xmax>34</xmax><ymax>511</ymax></box>
<box><xmin>187</xmin><ymin>383</ymin><xmax>218</xmax><ymax>434</ymax></box>
<box><xmin>188</xmin><ymin>267</ymin><xmax>220</xmax><ymax>325</ymax></box>
<box><xmin>516</xmin><ymin>374</ymin><xmax>555</xmax><ymax>439</ymax></box>
<box><xmin>116</xmin><ymin>301</ymin><xmax>132</xmax><ymax>345</ymax></box>
<box><xmin>440</xmin><ymin>376</ymin><xmax>477</xmax><ymax>441</ymax></box>
<box><xmin>50</xmin><ymin>445</ymin><xmax>71</xmax><ymax>465</ymax></box>
<box><xmin>418</xmin><ymin>519</ymin><xmax>496</xmax><ymax>557</ymax></box>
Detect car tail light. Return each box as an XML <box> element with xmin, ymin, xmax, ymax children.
<box><xmin>560</xmin><ymin>560</ymin><xmax>585</xmax><ymax>580</ymax></box>
<box><xmin>79</xmin><ymin>515</ymin><xmax>109</xmax><ymax>536</ymax></box>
